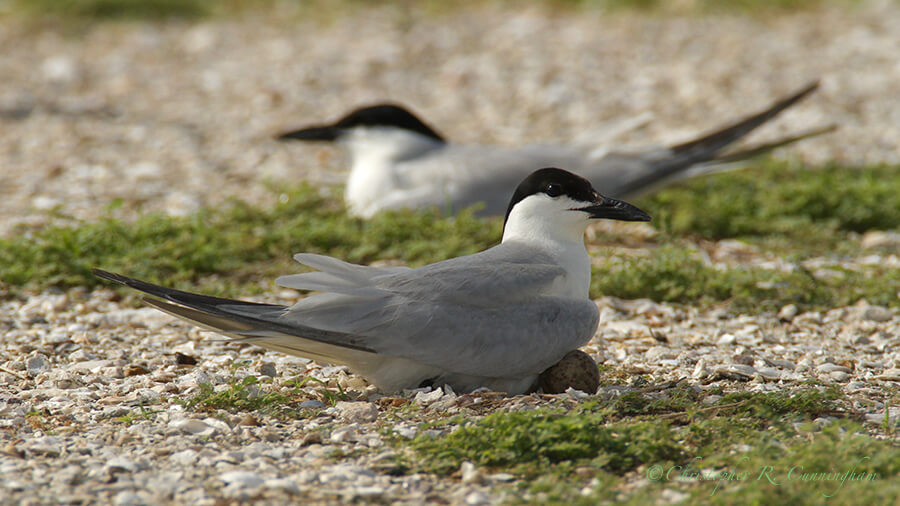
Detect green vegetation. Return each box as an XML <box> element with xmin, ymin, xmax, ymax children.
<box><xmin>10</xmin><ymin>0</ymin><xmax>214</xmax><ymax>20</ymax></box>
<box><xmin>413</xmin><ymin>411</ymin><xmax>685</xmax><ymax>476</ymax></box>
<box><xmin>179</xmin><ymin>367</ymin><xmax>350</xmax><ymax>418</ymax></box>
<box><xmin>0</xmin><ymin>185</ymin><xmax>500</xmax><ymax>295</ymax></box>
<box><xmin>408</xmin><ymin>386</ymin><xmax>900</xmax><ymax>503</ymax></box>
<box><xmin>641</xmin><ymin>162</ymin><xmax>900</xmax><ymax>240</ymax></box>
<box><xmin>114</xmin><ymin>404</ymin><xmax>165</xmax><ymax>425</ymax></box>
<box><xmin>591</xmin><ymin>243</ymin><xmax>900</xmax><ymax>311</ymax></box>
<box><xmin>2</xmin><ymin>162</ymin><xmax>898</xmax><ymax>310</ymax></box>
<box><xmin>181</xmin><ymin>375</ymin><xmax>298</xmax><ymax>416</ymax></box>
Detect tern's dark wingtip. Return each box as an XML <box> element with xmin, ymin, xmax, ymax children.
<box><xmin>91</xmin><ymin>268</ymin><xmax>114</xmax><ymax>280</ymax></box>
<box><xmin>794</xmin><ymin>79</ymin><xmax>821</xmax><ymax>100</ymax></box>
<box><xmin>92</xmin><ymin>268</ymin><xmax>131</xmax><ymax>286</ymax></box>
<box><xmin>274</xmin><ymin>130</ymin><xmax>300</xmax><ymax>141</ymax></box>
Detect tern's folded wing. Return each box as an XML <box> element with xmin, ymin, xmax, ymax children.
<box><xmin>281</xmin><ymin>243</ymin><xmax>568</xmax><ymax>307</ymax></box>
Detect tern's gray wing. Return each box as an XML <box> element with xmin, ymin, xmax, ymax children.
<box><xmin>582</xmin><ymin>81</ymin><xmax>823</xmax><ymax>199</ymax></box>
<box><xmin>385</xmin><ymin>143</ymin><xmax>589</xmax><ymax>217</ymax></box>
<box><xmin>94</xmin><ymin>243</ymin><xmax>598</xmax><ymax>381</ymax></box>
<box><xmin>275</xmin><ymin>242</ymin><xmax>598</xmax><ymax>377</ymax></box>
<box><xmin>278</xmin><ymin>242</ymin><xmax>567</xmax><ymax>306</ymax></box>
<box><xmin>384</xmin><ymin>82</ymin><xmax>823</xmax><ymax>216</ymax></box>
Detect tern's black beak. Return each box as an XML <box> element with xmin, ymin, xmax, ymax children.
<box><xmin>576</xmin><ymin>195</ymin><xmax>651</xmax><ymax>222</ymax></box>
<box><xmin>276</xmin><ymin>125</ymin><xmax>340</xmax><ymax>142</ymax></box>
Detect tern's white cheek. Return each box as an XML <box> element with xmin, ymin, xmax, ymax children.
<box><xmin>502</xmin><ymin>194</ymin><xmax>593</xmax><ymax>245</ymax></box>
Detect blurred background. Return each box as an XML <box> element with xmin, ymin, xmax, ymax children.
<box><xmin>0</xmin><ymin>0</ymin><xmax>897</xmax><ymax>236</ymax></box>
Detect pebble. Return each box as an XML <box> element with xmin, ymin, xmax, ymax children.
<box><xmin>860</xmin><ymin>306</ymin><xmax>893</xmax><ymax>323</ymax></box>
<box><xmin>645</xmin><ymin>346</ymin><xmax>675</xmax><ymax>361</ymax></box>
<box><xmin>105</xmin><ymin>457</ymin><xmax>137</xmax><ymax>474</ymax></box>
<box><xmin>27</xmin><ymin>355</ymin><xmax>51</xmax><ymax>377</ymax></box>
<box><xmin>258</xmin><ymin>362</ymin><xmax>277</xmax><ymax>377</ymax></box>
<box><xmin>778</xmin><ymin>304</ymin><xmax>799</xmax><ymax>321</ymax></box>
<box><xmin>755</xmin><ymin>367</ymin><xmax>783</xmax><ymax>381</ymax></box>
<box><xmin>330</xmin><ymin>426</ymin><xmax>359</xmax><ymax>443</ymax></box>
<box><xmin>336</xmin><ymin>401</ymin><xmax>379</xmax><ymax>423</ymax></box>
<box><xmin>176</xmin><ymin>370</ymin><xmax>211</xmax><ymax>389</ymax></box>
<box><xmin>169</xmin><ymin>450</ymin><xmax>198</xmax><ymax>466</ymax></box>
<box><xmin>466</xmin><ymin>490</ymin><xmax>490</xmax><ymax>505</ymax></box>
<box><xmin>41</xmin><ymin>56</ymin><xmax>79</xmax><ymax>84</ymax></box>
<box><xmin>169</xmin><ymin>419</ymin><xmax>217</xmax><ymax>437</ymax></box>
<box><xmin>460</xmin><ymin>461</ymin><xmax>483</xmax><ymax>485</ymax></box>
<box><xmin>816</xmin><ymin>363</ymin><xmax>852</xmax><ymax>374</ymax></box>
<box><xmin>123</xmin><ymin>365</ymin><xmax>150</xmax><ymax>377</ymax></box>
<box><xmin>174</xmin><ymin>353</ymin><xmax>198</xmax><ymax>366</ymax></box>
<box><xmin>113</xmin><ymin>491</ymin><xmax>149</xmax><ymax>506</ymax></box>
<box><xmin>691</xmin><ymin>359</ymin><xmax>709</xmax><ymax>380</ymax></box>
<box><xmin>713</xmin><ymin>364</ymin><xmax>757</xmax><ymax>380</ymax></box>
<box><xmin>829</xmin><ymin>371</ymin><xmax>852</xmax><ymax>382</ymax></box>
<box><xmin>393</xmin><ymin>424</ymin><xmax>418</xmax><ymax>440</ymax></box>
<box><xmin>220</xmin><ymin>471</ymin><xmax>265</xmax><ymax>488</ymax></box>
<box><xmin>24</xmin><ymin>439</ymin><xmax>62</xmax><ymax>458</ymax></box>
<box><xmin>861</xmin><ymin>231</ymin><xmax>900</xmax><ymax>250</ymax></box>
<box><xmin>413</xmin><ymin>388</ymin><xmax>445</xmax><ymax>405</ymax></box>
<box><xmin>716</xmin><ymin>333</ymin><xmax>737</xmax><ymax>346</ymax></box>
<box><xmin>874</xmin><ymin>369</ymin><xmax>900</xmax><ymax>381</ymax></box>
<box><xmin>265</xmin><ymin>478</ymin><xmax>301</xmax><ymax>495</ymax></box>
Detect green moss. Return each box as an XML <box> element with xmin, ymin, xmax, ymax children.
<box><xmin>407</xmin><ymin>387</ymin><xmax>898</xmax><ymax>504</ymax></box>
<box><xmin>3</xmin><ymin>164</ymin><xmax>898</xmax><ymax>311</ymax></box>
<box><xmin>641</xmin><ymin>161</ymin><xmax>900</xmax><ymax>240</ymax></box>
<box><xmin>180</xmin><ymin>376</ymin><xmax>298</xmax><ymax>416</ymax></box>
<box><xmin>591</xmin><ymin>244</ymin><xmax>900</xmax><ymax>310</ymax></box>
<box><xmin>0</xmin><ymin>184</ymin><xmax>500</xmax><ymax>296</ymax></box>
<box><xmin>11</xmin><ymin>0</ymin><xmax>212</xmax><ymax>19</ymax></box>
<box><xmin>411</xmin><ymin>409</ymin><xmax>686</xmax><ymax>476</ymax></box>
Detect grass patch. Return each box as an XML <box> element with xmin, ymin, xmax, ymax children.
<box><xmin>181</xmin><ymin>376</ymin><xmax>296</xmax><ymax>415</ymax></box>
<box><xmin>0</xmin><ymin>184</ymin><xmax>500</xmax><ymax>296</ymax></box>
<box><xmin>591</xmin><ymin>243</ymin><xmax>900</xmax><ymax>310</ymax></box>
<box><xmin>641</xmin><ymin>161</ymin><xmax>900</xmax><ymax>240</ymax></box>
<box><xmin>2</xmin><ymin>163</ymin><xmax>898</xmax><ymax>310</ymax></box>
<box><xmin>408</xmin><ymin>386</ymin><xmax>899</xmax><ymax>503</ymax></box>
<box><xmin>178</xmin><ymin>371</ymin><xmax>352</xmax><ymax>419</ymax></box>
<box><xmin>10</xmin><ymin>0</ymin><xmax>213</xmax><ymax>20</ymax></box>
<box><xmin>114</xmin><ymin>404</ymin><xmax>165</xmax><ymax>425</ymax></box>
<box><xmin>415</xmin><ymin>412</ymin><xmax>686</xmax><ymax>476</ymax></box>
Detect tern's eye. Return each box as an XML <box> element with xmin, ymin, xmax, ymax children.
<box><xmin>545</xmin><ymin>183</ymin><xmax>563</xmax><ymax>197</ymax></box>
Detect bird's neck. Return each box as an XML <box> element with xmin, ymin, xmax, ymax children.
<box><xmin>343</xmin><ymin>129</ymin><xmax>444</xmax><ymax>217</ymax></box>
<box><xmin>502</xmin><ymin>222</ymin><xmax>592</xmax><ymax>300</ymax></box>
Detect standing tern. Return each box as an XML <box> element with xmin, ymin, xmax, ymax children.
<box><xmin>277</xmin><ymin>81</ymin><xmax>829</xmax><ymax>218</ymax></box>
<box><xmin>94</xmin><ymin>168</ymin><xmax>650</xmax><ymax>395</ymax></box>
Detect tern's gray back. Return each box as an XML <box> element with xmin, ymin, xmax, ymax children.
<box><xmin>279</xmin><ymin>242</ymin><xmax>599</xmax><ymax>378</ymax></box>
<box><xmin>392</xmin><ymin>143</ymin><xmax>669</xmax><ymax>216</ymax></box>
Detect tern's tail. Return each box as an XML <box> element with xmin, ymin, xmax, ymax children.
<box><xmin>612</xmin><ymin>80</ymin><xmax>828</xmax><ymax>197</ymax></box>
<box><xmin>92</xmin><ymin>269</ymin><xmax>377</xmax><ymax>364</ymax></box>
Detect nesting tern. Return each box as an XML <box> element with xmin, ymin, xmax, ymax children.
<box><xmin>277</xmin><ymin>81</ymin><xmax>829</xmax><ymax>217</ymax></box>
<box><xmin>94</xmin><ymin>168</ymin><xmax>649</xmax><ymax>394</ymax></box>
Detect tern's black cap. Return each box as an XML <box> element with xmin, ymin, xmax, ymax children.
<box><xmin>278</xmin><ymin>103</ymin><xmax>444</xmax><ymax>142</ymax></box>
<box><xmin>504</xmin><ymin>168</ymin><xmax>651</xmax><ymax>225</ymax></box>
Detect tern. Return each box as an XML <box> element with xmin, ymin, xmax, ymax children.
<box><xmin>277</xmin><ymin>81</ymin><xmax>829</xmax><ymax>218</ymax></box>
<box><xmin>94</xmin><ymin>168</ymin><xmax>649</xmax><ymax>394</ymax></box>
